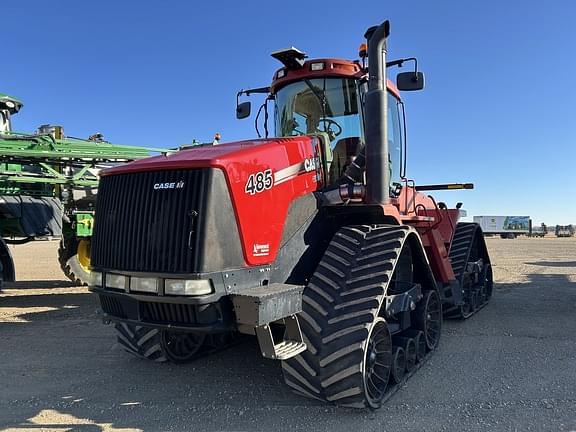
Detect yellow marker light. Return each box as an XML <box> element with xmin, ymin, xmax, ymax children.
<box><xmin>359</xmin><ymin>43</ymin><xmax>368</xmax><ymax>58</ymax></box>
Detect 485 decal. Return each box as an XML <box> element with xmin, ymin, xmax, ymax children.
<box><xmin>245</xmin><ymin>169</ymin><xmax>273</xmax><ymax>195</ymax></box>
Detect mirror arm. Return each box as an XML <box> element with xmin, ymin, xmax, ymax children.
<box><xmin>386</xmin><ymin>57</ymin><xmax>418</xmax><ymax>74</ymax></box>
<box><xmin>237</xmin><ymin>86</ymin><xmax>271</xmax><ymax>120</ymax></box>
<box><xmin>237</xmin><ymin>86</ymin><xmax>270</xmax><ymax>101</ymax></box>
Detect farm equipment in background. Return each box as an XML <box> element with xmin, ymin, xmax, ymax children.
<box><xmin>529</xmin><ymin>223</ymin><xmax>547</xmax><ymax>238</ymax></box>
<box><xmin>474</xmin><ymin>215</ymin><xmax>530</xmax><ymax>239</ymax></box>
<box><xmin>0</xmin><ymin>93</ymin><xmax>164</xmax><ymax>286</ymax></box>
<box><xmin>555</xmin><ymin>225</ymin><xmax>574</xmax><ymax>238</ymax></box>
<box><xmin>90</xmin><ymin>21</ymin><xmax>492</xmax><ymax>408</ymax></box>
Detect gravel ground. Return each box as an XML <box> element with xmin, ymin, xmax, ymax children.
<box><xmin>0</xmin><ymin>237</ymin><xmax>575</xmax><ymax>432</ymax></box>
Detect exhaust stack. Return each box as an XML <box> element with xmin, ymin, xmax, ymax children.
<box><xmin>364</xmin><ymin>21</ymin><xmax>390</xmax><ymax>205</ymax></box>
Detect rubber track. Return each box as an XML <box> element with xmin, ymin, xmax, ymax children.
<box><xmin>113</xmin><ymin>321</ymin><xmax>240</xmax><ymax>363</ymax></box>
<box><xmin>282</xmin><ymin>224</ymin><xmax>436</xmax><ymax>408</ymax></box>
<box><xmin>114</xmin><ymin>323</ymin><xmax>167</xmax><ymax>362</ymax></box>
<box><xmin>445</xmin><ymin>222</ymin><xmax>490</xmax><ymax>319</ymax></box>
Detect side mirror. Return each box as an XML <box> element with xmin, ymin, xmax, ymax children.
<box><xmin>236</xmin><ymin>101</ymin><xmax>251</xmax><ymax>119</ymax></box>
<box><xmin>396</xmin><ymin>72</ymin><xmax>425</xmax><ymax>91</ymax></box>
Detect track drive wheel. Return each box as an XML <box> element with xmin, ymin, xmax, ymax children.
<box><xmin>282</xmin><ymin>225</ymin><xmax>412</xmax><ymax>408</ymax></box>
<box><xmin>58</xmin><ymin>235</ymin><xmax>92</xmax><ymax>286</ymax></box>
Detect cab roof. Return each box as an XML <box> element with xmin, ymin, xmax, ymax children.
<box><xmin>270</xmin><ymin>58</ymin><xmax>401</xmax><ymax>99</ymax></box>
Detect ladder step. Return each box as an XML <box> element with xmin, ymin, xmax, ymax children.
<box><xmin>273</xmin><ymin>340</ymin><xmax>307</xmax><ymax>360</ymax></box>
<box><xmin>254</xmin><ymin>314</ymin><xmax>306</xmax><ymax>360</ymax></box>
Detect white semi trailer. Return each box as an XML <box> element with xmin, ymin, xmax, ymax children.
<box><xmin>473</xmin><ymin>215</ymin><xmax>531</xmax><ymax>239</ymax></box>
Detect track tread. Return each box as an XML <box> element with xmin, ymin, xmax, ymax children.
<box><xmin>446</xmin><ymin>222</ymin><xmax>492</xmax><ymax>319</ymax></box>
<box><xmin>114</xmin><ymin>323</ymin><xmax>167</xmax><ymax>362</ymax></box>
<box><xmin>282</xmin><ymin>224</ymin><xmax>436</xmax><ymax>408</ymax></box>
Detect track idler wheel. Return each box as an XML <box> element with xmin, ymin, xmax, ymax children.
<box><xmin>414</xmin><ymin>290</ymin><xmax>442</xmax><ymax>351</ymax></box>
<box><xmin>364</xmin><ymin>318</ymin><xmax>394</xmax><ymax>406</ymax></box>
<box><xmin>405</xmin><ymin>330</ymin><xmax>426</xmax><ymax>363</ymax></box>
<box><xmin>393</xmin><ymin>336</ymin><xmax>416</xmax><ymax>372</ymax></box>
<box><xmin>390</xmin><ymin>346</ymin><xmax>406</xmax><ymax>384</ymax></box>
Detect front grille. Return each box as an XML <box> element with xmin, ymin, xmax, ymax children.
<box><xmin>100</xmin><ymin>295</ymin><xmax>126</xmax><ymax>318</ymax></box>
<box><xmin>140</xmin><ymin>302</ymin><xmax>198</xmax><ymax>325</ymax></box>
<box><xmin>91</xmin><ymin>169</ymin><xmax>209</xmax><ymax>273</ymax></box>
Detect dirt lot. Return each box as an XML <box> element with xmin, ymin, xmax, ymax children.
<box><xmin>1</xmin><ymin>237</ymin><xmax>575</xmax><ymax>432</ymax></box>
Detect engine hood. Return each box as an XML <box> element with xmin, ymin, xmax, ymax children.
<box><xmin>101</xmin><ymin>137</ymin><xmax>310</xmax><ymax>176</ymax></box>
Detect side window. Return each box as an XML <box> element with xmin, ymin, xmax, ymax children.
<box><xmin>387</xmin><ymin>94</ymin><xmax>402</xmax><ymax>186</ymax></box>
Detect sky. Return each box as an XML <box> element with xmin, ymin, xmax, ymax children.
<box><xmin>3</xmin><ymin>1</ymin><xmax>576</xmax><ymax>225</ymax></box>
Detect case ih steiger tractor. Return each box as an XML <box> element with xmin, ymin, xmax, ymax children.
<box><xmin>90</xmin><ymin>21</ymin><xmax>492</xmax><ymax>408</ymax></box>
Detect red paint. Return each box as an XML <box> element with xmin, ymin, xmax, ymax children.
<box><xmin>270</xmin><ymin>58</ymin><xmax>401</xmax><ymax>99</ymax></box>
<box><xmin>104</xmin><ymin>136</ymin><xmax>321</xmax><ymax>266</ymax></box>
<box><xmin>389</xmin><ymin>186</ymin><xmax>461</xmax><ymax>283</ymax></box>
<box><xmin>103</xmin><ymin>55</ymin><xmax>458</xmax><ymax>283</ymax></box>
<box><xmin>104</xmin><ymin>136</ymin><xmax>463</xmax><ymax>282</ymax></box>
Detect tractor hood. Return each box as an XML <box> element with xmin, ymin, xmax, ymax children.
<box><xmin>101</xmin><ymin>137</ymin><xmax>315</xmax><ymax>177</ymax></box>
<box><xmin>96</xmin><ymin>135</ymin><xmax>323</xmax><ymax>267</ymax></box>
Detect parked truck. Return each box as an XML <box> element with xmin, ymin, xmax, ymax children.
<box><xmin>529</xmin><ymin>223</ymin><xmax>547</xmax><ymax>238</ymax></box>
<box><xmin>555</xmin><ymin>225</ymin><xmax>575</xmax><ymax>238</ymax></box>
<box><xmin>473</xmin><ymin>215</ymin><xmax>530</xmax><ymax>239</ymax></box>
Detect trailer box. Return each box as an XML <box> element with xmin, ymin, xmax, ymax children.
<box><xmin>473</xmin><ymin>215</ymin><xmax>530</xmax><ymax>238</ymax></box>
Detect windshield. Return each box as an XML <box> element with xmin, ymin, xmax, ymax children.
<box><xmin>274</xmin><ymin>78</ymin><xmax>362</xmax><ymax>148</ymax></box>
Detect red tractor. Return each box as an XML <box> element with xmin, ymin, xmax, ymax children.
<box><xmin>90</xmin><ymin>21</ymin><xmax>492</xmax><ymax>408</ymax></box>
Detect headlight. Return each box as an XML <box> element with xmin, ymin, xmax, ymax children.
<box><xmin>130</xmin><ymin>277</ymin><xmax>158</xmax><ymax>293</ymax></box>
<box><xmin>105</xmin><ymin>273</ymin><xmax>127</xmax><ymax>290</ymax></box>
<box><xmin>165</xmin><ymin>279</ymin><xmax>213</xmax><ymax>296</ymax></box>
<box><xmin>90</xmin><ymin>271</ymin><xmax>103</xmax><ymax>287</ymax></box>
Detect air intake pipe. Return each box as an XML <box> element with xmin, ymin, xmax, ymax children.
<box><xmin>364</xmin><ymin>21</ymin><xmax>390</xmax><ymax>205</ymax></box>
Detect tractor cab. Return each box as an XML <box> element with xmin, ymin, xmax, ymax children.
<box><xmin>237</xmin><ymin>48</ymin><xmax>423</xmax><ymax>190</ymax></box>
<box><xmin>0</xmin><ymin>93</ymin><xmax>23</xmax><ymax>134</ymax></box>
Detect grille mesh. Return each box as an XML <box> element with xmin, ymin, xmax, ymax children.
<box><xmin>91</xmin><ymin>169</ymin><xmax>208</xmax><ymax>273</ymax></box>
<box><xmin>99</xmin><ymin>295</ymin><xmax>125</xmax><ymax>318</ymax></box>
<box><xmin>140</xmin><ymin>302</ymin><xmax>198</xmax><ymax>325</ymax></box>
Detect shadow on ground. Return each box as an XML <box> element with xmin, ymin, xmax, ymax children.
<box><xmin>3</xmin><ymin>280</ymin><xmax>77</xmax><ymax>289</ymax></box>
<box><xmin>525</xmin><ymin>261</ymin><xmax>576</xmax><ymax>268</ymax></box>
<box><xmin>0</xmin><ymin>290</ymin><xmax>97</xmax><ymax>324</ymax></box>
<box><xmin>2</xmin><ymin>269</ymin><xmax>576</xmax><ymax>431</ymax></box>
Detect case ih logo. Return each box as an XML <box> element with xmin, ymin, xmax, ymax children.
<box><xmin>153</xmin><ymin>181</ymin><xmax>185</xmax><ymax>190</ymax></box>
